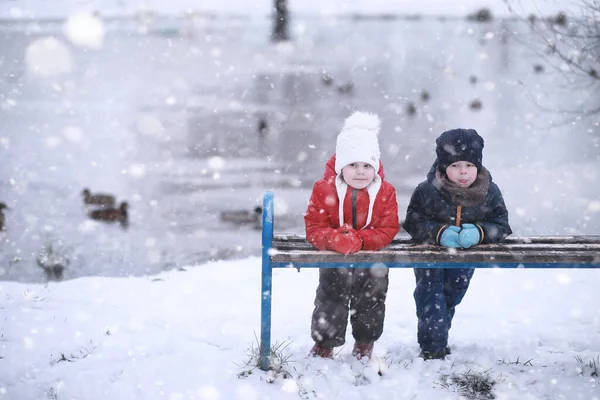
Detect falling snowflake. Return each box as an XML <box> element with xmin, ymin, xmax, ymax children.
<box><xmin>25</xmin><ymin>37</ymin><xmax>72</xmax><ymax>77</ymax></box>
<box><xmin>64</xmin><ymin>12</ymin><xmax>105</xmax><ymax>49</ymax></box>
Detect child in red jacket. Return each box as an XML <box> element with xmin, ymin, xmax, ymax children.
<box><xmin>304</xmin><ymin>111</ymin><xmax>400</xmax><ymax>360</ymax></box>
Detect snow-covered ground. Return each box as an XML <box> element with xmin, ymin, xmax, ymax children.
<box><xmin>2</xmin><ymin>259</ymin><xmax>600</xmax><ymax>399</ymax></box>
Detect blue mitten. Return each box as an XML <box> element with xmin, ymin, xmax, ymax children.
<box><xmin>459</xmin><ymin>223</ymin><xmax>481</xmax><ymax>249</ymax></box>
<box><xmin>440</xmin><ymin>225</ymin><xmax>461</xmax><ymax>248</ymax></box>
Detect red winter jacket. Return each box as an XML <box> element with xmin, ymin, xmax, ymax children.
<box><xmin>304</xmin><ymin>154</ymin><xmax>400</xmax><ymax>251</ymax></box>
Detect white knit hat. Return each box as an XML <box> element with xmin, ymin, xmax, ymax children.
<box><xmin>334</xmin><ymin>111</ymin><xmax>382</xmax><ymax>229</ymax></box>
<box><xmin>334</xmin><ymin>111</ymin><xmax>381</xmax><ymax>174</ymax></box>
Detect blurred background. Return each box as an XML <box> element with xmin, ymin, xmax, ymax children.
<box><xmin>0</xmin><ymin>0</ymin><xmax>598</xmax><ymax>282</ymax></box>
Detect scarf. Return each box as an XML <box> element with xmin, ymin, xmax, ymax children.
<box><xmin>435</xmin><ymin>166</ymin><xmax>490</xmax><ymax>207</ymax></box>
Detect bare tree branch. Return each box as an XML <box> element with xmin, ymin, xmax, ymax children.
<box><xmin>506</xmin><ymin>0</ymin><xmax>600</xmax><ymax>119</ymax></box>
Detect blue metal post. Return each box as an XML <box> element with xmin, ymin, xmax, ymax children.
<box><xmin>259</xmin><ymin>191</ymin><xmax>274</xmax><ymax>371</ymax></box>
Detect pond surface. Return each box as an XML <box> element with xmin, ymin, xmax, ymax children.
<box><xmin>0</xmin><ymin>15</ymin><xmax>598</xmax><ymax>282</ymax></box>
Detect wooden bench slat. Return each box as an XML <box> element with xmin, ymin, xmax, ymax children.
<box><xmin>271</xmin><ymin>249</ymin><xmax>599</xmax><ymax>264</ymax></box>
<box><xmin>272</xmin><ymin>241</ymin><xmax>600</xmax><ymax>255</ymax></box>
<box><xmin>272</xmin><ymin>241</ymin><xmax>600</xmax><ymax>252</ymax></box>
<box><xmin>270</xmin><ymin>235</ymin><xmax>600</xmax><ymax>264</ymax></box>
<box><xmin>273</xmin><ymin>234</ymin><xmax>600</xmax><ymax>245</ymax></box>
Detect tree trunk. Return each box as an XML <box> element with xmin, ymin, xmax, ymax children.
<box><xmin>272</xmin><ymin>0</ymin><xmax>289</xmax><ymax>41</ymax></box>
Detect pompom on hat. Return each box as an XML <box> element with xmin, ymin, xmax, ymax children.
<box><xmin>436</xmin><ymin>128</ymin><xmax>484</xmax><ymax>171</ymax></box>
<box><xmin>334</xmin><ymin>111</ymin><xmax>381</xmax><ymax>174</ymax></box>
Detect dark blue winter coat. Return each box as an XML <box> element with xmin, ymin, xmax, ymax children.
<box><xmin>403</xmin><ymin>164</ymin><xmax>512</xmax><ymax>244</ymax></box>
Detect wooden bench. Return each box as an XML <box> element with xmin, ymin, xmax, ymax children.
<box><xmin>259</xmin><ymin>191</ymin><xmax>600</xmax><ymax>370</ymax></box>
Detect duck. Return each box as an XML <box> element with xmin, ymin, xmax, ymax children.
<box><xmin>82</xmin><ymin>188</ymin><xmax>116</xmax><ymax>207</ymax></box>
<box><xmin>89</xmin><ymin>202</ymin><xmax>128</xmax><ymax>225</ymax></box>
<box><xmin>469</xmin><ymin>99</ymin><xmax>483</xmax><ymax>110</ymax></box>
<box><xmin>337</xmin><ymin>81</ymin><xmax>354</xmax><ymax>94</ymax></box>
<box><xmin>220</xmin><ymin>206</ymin><xmax>262</xmax><ymax>227</ymax></box>
<box><xmin>0</xmin><ymin>202</ymin><xmax>8</xmax><ymax>231</ymax></box>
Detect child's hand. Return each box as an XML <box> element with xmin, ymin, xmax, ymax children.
<box><xmin>338</xmin><ymin>223</ymin><xmax>352</xmax><ymax>234</ymax></box>
<box><xmin>440</xmin><ymin>225</ymin><xmax>461</xmax><ymax>248</ymax></box>
<box><xmin>459</xmin><ymin>223</ymin><xmax>481</xmax><ymax>248</ymax></box>
<box><xmin>329</xmin><ymin>227</ymin><xmax>363</xmax><ymax>254</ymax></box>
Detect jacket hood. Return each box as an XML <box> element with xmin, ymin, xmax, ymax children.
<box><xmin>324</xmin><ymin>154</ymin><xmax>386</xmax><ymax>180</ymax></box>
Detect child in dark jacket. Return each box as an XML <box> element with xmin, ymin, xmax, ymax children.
<box><xmin>403</xmin><ymin>128</ymin><xmax>512</xmax><ymax>360</ymax></box>
<box><xmin>304</xmin><ymin>111</ymin><xmax>400</xmax><ymax>360</ymax></box>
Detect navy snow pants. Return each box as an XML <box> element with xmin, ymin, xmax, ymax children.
<box><xmin>311</xmin><ymin>267</ymin><xmax>389</xmax><ymax>348</ymax></box>
<box><xmin>413</xmin><ymin>268</ymin><xmax>474</xmax><ymax>352</ymax></box>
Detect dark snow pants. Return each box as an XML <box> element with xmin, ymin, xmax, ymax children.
<box><xmin>311</xmin><ymin>267</ymin><xmax>389</xmax><ymax>348</ymax></box>
<box><xmin>413</xmin><ymin>268</ymin><xmax>474</xmax><ymax>352</ymax></box>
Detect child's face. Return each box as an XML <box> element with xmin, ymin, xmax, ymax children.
<box><xmin>445</xmin><ymin>161</ymin><xmax>477</xmax><ymax>187</ymax></box>
<box><xmin>342</xmin><ymin>162</ymin><xmax>375</xmax><ymax>189</ymax></box>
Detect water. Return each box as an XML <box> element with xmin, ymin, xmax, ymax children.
<box><xmin>1</xmin><ymin>15</ymin><xmax>599</xmax><ymax>282</ymax></box>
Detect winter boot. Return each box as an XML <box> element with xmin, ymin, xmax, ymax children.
<box><xmin>309</xmin><ymin>343</ymin><xmax>334</xmax><ymax>359</ymax></box>
<box><xmin>419</xmin><ymin>348</ymin><xmax>446</xmax><ymax>360</ymax></box>
<box><xmin>352</xmin><ymin>342</ymin><xmax>374</xmax><ymax>360</ymax></box>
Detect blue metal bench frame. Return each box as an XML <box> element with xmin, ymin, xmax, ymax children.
<box><xmin>259</xmin><ymin>191</ymin><xmax>600</xmax><ymax>370</ymax></box>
